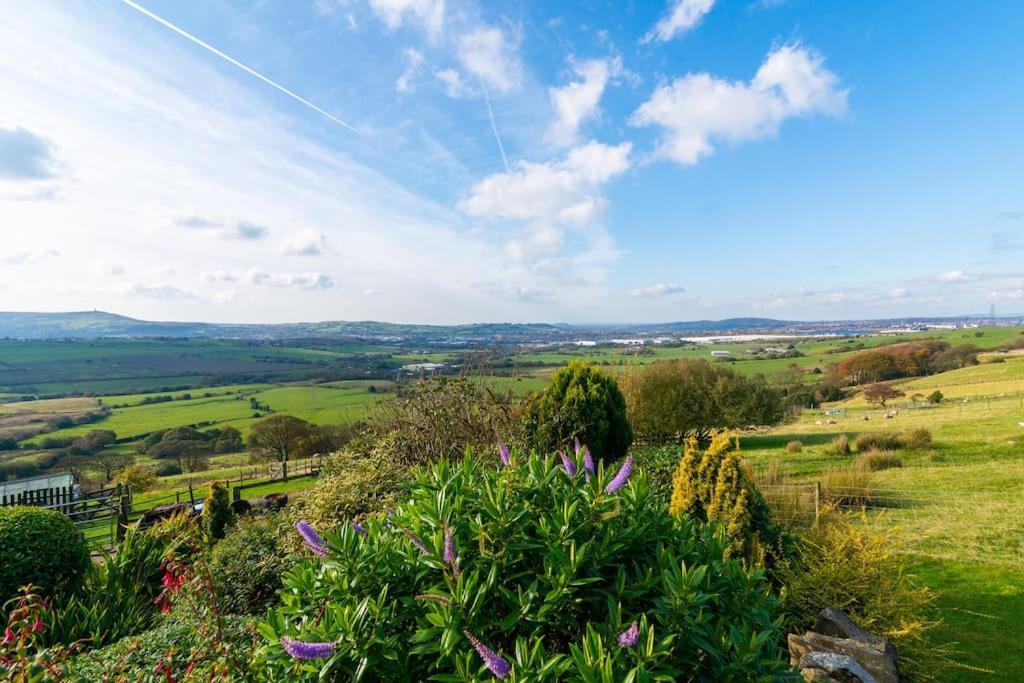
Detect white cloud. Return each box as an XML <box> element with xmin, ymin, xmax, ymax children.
<box><xmin>642</xmin><ymin>0</ymin><xmax>715</xmax><ymax>44</ymax></box>
<box><xmin>125</xmin><ymin>283</ymin><xmax>197</xmax><ymax>299</ymax></box>
<box><xmin>457</xmin><ymin>27</ymin><xmax>522</xmax><ymax>94</ymax></box>
<box><xmin>0</xmin><ymin>248</ymin><xmax>60</xmax><ymax>265</ymax></box>
<box><xmin>281</xmin><ymin>229</ymin><xmax>328</xmax><ymax>256</ymax></box>
<box><xmin>0</xmin><ymin>127</ymin><xmax>61</xmax><ymax>181</ymax></box>
<box><xmin>459</xmin><ymin>141</ymin><xmax>631</xmax><ymax>227</ymax></box>
<box><xmin>369</xmin><ymin>0</ymin><xmax>444</xmax><ymax>38</ymax></box>
<box><xmin>938</xmin><ymin>270</ymin><xmax>970</xmax><ymax>283</ymax></box>
<box><xmin>629</xmin><ymin>283</ymin><xmax>686</xmax><ymax>298</ymax></box>
<box><xmin>245</xmin><ymin>268</ymin><xmax>334</xmax><ymax>290</ymax></box>
<box><xmin>212</xmin><ymin>289</ymin><xmax>240</xmax><ymax>303</ymax></box>
<box><xmin>172</xmin><ymin>214</ymin><xmax>267</xmax><ymax>241</ymax></box>
<box><xmin>200</xmin><ymin>269</ymin><xmax>239</xmax><ymax>283</ymax></box>
<box><xmin>435</xmin><ymin>68</ymin><xmax>467</xmax><ymax>98</ymax></box>
<box><xmin>545</xmin><ymin>58</ymin><xmax>620</xmax><ymax>146</ymax></box>
<box><xmin>631</xmin><ymin>43</ymin><xmax>847</xmax><ymax>164</ymax></box>
<box><xmin>396</xmin><ymin>47</ymin><xmax>424</xmax><ymax>93</ymax></box>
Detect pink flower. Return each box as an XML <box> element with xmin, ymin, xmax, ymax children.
<box><xmin>618</xmin><ymin>621</ymin><xmax>639</xmax><ymax>647</ymax></box>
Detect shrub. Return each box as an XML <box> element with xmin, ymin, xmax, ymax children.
<box><xmin>113</xmin><ymin>463</ymin><xmax>158</xmax><ymax>492</ymax></box>
<box><xmin>779</xmin><ymin>516</ymin><xmax>947</xmax><ymax>679</ymax></box>
<box><xmin>855</xmin><ymin>449</ymin><xmax>903</xmax><ymax>472</ymax></box>
<box><xmin>901</xmin><ymin>427</ymin><xmax>933</xmax><ymax>450</ymax></box>
<box><xmin>40</xmin><ymin>514</ymin><xmax>196</xmax><ymax>649</ymax></box>
<box><xmin>619</xmin><ymin>359</ymin><xmax>783</xmax><ymax>444</ymax></box>
<box><xmin>632</xmin><ymin>444</ymin><xmax>681</xmax><ymax>498</ymax></box>
<box><xmin>927</xmin><ymin>390</ymin><xmax>944</xmax><ymax>404</ymax></box>
<box><xmin>668</xmin><ymin>433</ymin><xmax>786</xmax><ymax>566</ymax></box>
<box><xmin>820</xmin><ymin>465</ymin><xmax>873</xmax><ymax>507</ymax></box>
<box><xmin>155</xmin><ymin>462</ymin><xmax>183</xmax><ymax>476</ymax></box>
<box><xmin>207</xmin><ymin>517</ymin><xmax>294</xmax><ymax>615</ymax></box>
<box><xmin>785</xmin><ymin>440</ymin><xmax>803</xmax><ymax>453</ymax></box>
<box><xmin>203</xmin><ymin>482</ymin><xmax>233</xmax><ymax>541</ymax></box>
<box><xmin>256</xmin><ymin>452</ymin><xmax>790</xmax><ymax>680</ymax></box>
<box><xmin>523</xmin><ymin>361</ymin><xmax>632</xmax><ymax>462</ymax></box>
<box><xmin>0</xmin><ymin>507</ymin><xmax>89</xmax><ymax>601</ymax></box>
<box><xmin>854</xmin><ymin>431</ymin><xmax>903</xmax><ymax>452</ymax></box>
<box><xmin>66</xmin><ymin>616</ymin><xmax>257</xmax><ymax>681</ymax></box>
<box><xmin>824</xmin><ymin>434</ymin><xmax>851</xmax><ymax>456</ymax></box>
<box><xmin>370</xmin><ymin>376</ymin><xmax>522</xmax><ymax>466</ymax></box>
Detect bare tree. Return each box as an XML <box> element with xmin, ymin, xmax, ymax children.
<box><xmin>247</xmin><ymin>415</ymin><xmax>314</xmax><ymax>480</ymax></box>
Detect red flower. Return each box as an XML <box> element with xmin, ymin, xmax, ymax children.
<box><xmin>2</xmin><ymin>627</ymin><xmax>15</xmax><ymax>645</ymax></box>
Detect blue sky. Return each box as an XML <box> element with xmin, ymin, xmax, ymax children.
<box><xmin>1</xmin><ymin>0</ymin><xmax>1022</xmax><ymax>324</ymax></box>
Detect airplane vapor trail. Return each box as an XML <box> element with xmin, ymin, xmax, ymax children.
<box><xmin>481</xmin><ymin>82</ymin><xmax>509</xmax><ymax>172</ymax></box>
<box><xmin>119</xmin><ymin>0</ymin><xmax>359</xmax><ymax>134</ymax></box>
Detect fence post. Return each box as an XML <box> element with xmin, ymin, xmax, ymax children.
<box><xmin>116</xmin><ymin>492</ymin><xmax>130</xmax><ymax>542</ymax></box>
<box><xmin>188</xmin><ymin>480</ymin><xmax>195</xmax><ymax>508</ymax></box>
<box><xmin>814</xmin><ymin>481</ymin><xmax>822</xmax><ymax>521</ymax></box>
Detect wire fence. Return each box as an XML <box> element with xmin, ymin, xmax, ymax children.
<box><xmin>759</xmin><ymin>483</ymin><xmax>1024</xmax><ymax>568</ymax></box>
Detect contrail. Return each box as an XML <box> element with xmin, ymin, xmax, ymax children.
<box><xmin>119</xmin><ymin>0</ymin><xmax>359</xmax><ymax>135</ymax></box>
<box><xmin>481</xmin><ymin>82</ymin><xmax>509</xmax><ymax>172</ymax></box>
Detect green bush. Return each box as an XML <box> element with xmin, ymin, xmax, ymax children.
<box><xmin>208</xmin><ymin>516</ymin><xmax>294</xmax><ymax>615</ymax></box>
<box><xmin>0</xmin><ymin>506</ymin><xmax>89</xmax><ymax>601</ymax></box>
<box><xmin>203</xmin><ymin>482</ymin><xmax>233</xmax><ymax>541</ymax></box>
<box><xmin>256</xmin><ymin>452</ymin><xmax>789</xmax><ymax>680</ymax></box>
<box><xmin>523</xmin><ymin>361</ymin><xmax>632</xmax><ymax>462</ymax></box>
<box><xmin>779</xmin><ymin>516</ymin><xmax>948</xmax><ymax>679</ymax></box>
<box><xmin>854</xmin><ymin>431</ymin><xmax>903</xmax><ymax>452</ymax></box>
<box><xmin>66</xmin><ymin>615</ymin><xmax>257</xmax><ymax>681</ymax></box>
<box><xmin>668</xmin><ymin>433</ymin><xmax>787</xmax><ymax>566</ymax></box>
<box><xmin>785</xmin><ymin>440</ymin><xmax>803</xmax><ymax>453</ymax></box>
<box><xmin>927</xmin><ymin>390</ymin><xmax>944</xmax><ymax>404</ymax></box>
<box><xmin>820</xmin><ymin>465</ymin><xmax>873</xmax><ymax>507</ymax></box>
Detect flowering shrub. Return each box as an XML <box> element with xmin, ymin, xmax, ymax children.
<box><xmin>257</xmin><ymin>449</ymin><xmax>789</xmax><ymax>680</ymax></box>
<box><xmin>0</xmin><ymin>587</ymin><xmax>72</xmax><ymax>682</ymax></box>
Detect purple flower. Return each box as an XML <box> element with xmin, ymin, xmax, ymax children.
<box><xmin>295</xmin><ymin>520</ymin><xmax>328</xmax><ymax>557</ymax></box>
<box><xmin>464</xmin><ymin>630</ymin><xmax>511</xmax><ymax>679</ymax></box>
<box><xmin>604</xmin><ymin>455</ymin><xmax>633</xmax><ymax>494</ymax></box>
<box><xmin>353</xmin><ymin>522</ymin><xmax>367</xmax><ymax>536</ymax></box>
<box><xmin>574</xmin><ymin>436</ymin><xmax>582</xmax><ymax>456</ymax></box>
<box><xmin>617</xmin><ymin>621</ymin><xmax>639</xmax><ymax>648</ymax></box>
<box><xmin>280</xmin><ymin>636</ymin><xmax>336</xmax><ymax>660</ymax></box>
<box><xmin>444</xmin><ymin>523</ymin><xmax>460</xmax><ymax>576</ymax></box>
<box><xmin>582</xmin><ymin>446</ymin><xmax>595</xmax><ymax>474</ymax></box>
<box><xmin>498</xmin><ymin>441</ymin><xmax>510</xmax><ymax>466</ymax></box>
<box><xmin>403</xmin><ymin>528</ymin><xmax>430</xmax><ymax>556</ymax></box>
<box><xmin>560</xmin><ymin>449</ymin><xmax>578</xmax><ymax>477</ymax></box>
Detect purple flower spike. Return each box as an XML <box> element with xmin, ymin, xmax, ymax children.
<box><xmin>444</xmin><ymin>523</ymin><xmax>460</xmax><ymax>576</ymax></box>
<box><xmin>353</xmin><ymin>522</ymin><xmax>368</xmax><ymax>536</ymax></box>
<box><xmin>464</xmin><ymin>630</ymin><xmax>511</xmax><ymax>679</ymax></box>
<box><xmin>403</xmin><ymin>529</ymin><xmax>430</xmax><ymax>556</ymax></box>
<box><xmin>280</xmin><ymin>636</ymin><xmax>336</xmax><ymax>660</ymax></box>
<box><xmin>574</xmin><ymin>436</ymin><xmax>582</xmax><ymax>456</ymax></box>
<box><xmin>295</xmin><ymin>520</ymin><xmax>328</xmax><ymax>556</ymax></box>
<box><xmin>617</xmin><ymin>621</ymin><xmax>639</xmax><ymax>648</ymax></box>
<box><xmin>498</xmin><ymin>441</ymin><xmax>510</xmax><ymax>466</ymax></box>
<box><xmin>604</xmin><ymin>455</ymin><xmax>633</xmax><ymax>493</ymax></box>
<box><xmin>560</xmin><ymin>449</ymin><xmax>578</xmax><ymax>477</ymax></box>
<box><xmin>582</xmin><ymin>446</ymin><xmax>595</xmax><ymax>474</ymax></box>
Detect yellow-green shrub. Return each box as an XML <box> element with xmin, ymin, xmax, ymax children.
<box><xmin>669</xmin><ymin>433</ymin><xmax>784</xmax><ymax>565</ymax></box>
<box><xmin>820</xmin><ymin>465</ymin><xmax>873</xmax><ymax>507</ymax></box>
<box><xmin>856</xmin><ymin>449</ymin><xmax>903</xmax><ymax>472</ymax></box>
<box><xmin>785</xmin><ymin>440</ymin><xmax>803</xmax><ymax>453</ymax></box>
<box><xmin>779</xmin><ymin>516</ymin><xmax>948</xmax><ymax>679</ymax></box>
<box><xmin>901</xmin><ymin>427</ymin><xmax>933</xmax><ymax>450</ymax></box>
<box><xmin>825</xmin><ymin>434</ymin><xmax>851</xmax><ymax>456</ymax></box>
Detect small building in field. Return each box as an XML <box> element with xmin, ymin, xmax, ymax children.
<box><xmin>0</xmin><ymin>471</ymin><xmax>78</xmax><ymax>508</ymax></box>
<box><xmin>710</xmin><ymin>350</ymin><xmax>732</xmax><ymax>358</ymax></box>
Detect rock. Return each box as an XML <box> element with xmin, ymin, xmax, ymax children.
<box><xmin>788</xmin><ymin>609</ymin><xmax>899</xmax><ymax>683</ymax></box>
<box><xmin>230</xmin><ymin>499</ymin><xmax>252</xmax><ymax>515</ymax></box>
<box><xmin>800</xmin><ymin>651</ymin><xmax>876</xmax><ymax>682</ymax></box>
<box><xmin>264</xmin><ymin>492</ymin><xmax>288</xmax><ymax>510</ymax></box>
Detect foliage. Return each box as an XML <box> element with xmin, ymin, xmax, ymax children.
<box><xmin>855</xmin><ymin>450</ymin><xmax>903</xmax><ymax>472</ymax></box>
<box><xmin>631</xmin><ymin>445</ymin><xmax>683</xmax><ymax>499</ymax></box>
<box><xmin>207</xmin><ymin>516</ymin><xmax>294</xmax><ymax>616</ymax></box>
<box><xmin>668</xmin><ymin>433</ymin><xmax>786</xmax><ymax>566</ymax></box>
<box><xmin>779</xmin><ymin>515</ymin><xmax>948</xmax><ymax>679</ymax></box>
<box><xmin>247</xmin><ymin>415</ymin><xmax>314</xmax><ymax>480</ymax></box>
<box><xmin>824</xmin><ymin>434</ymin><xmax>851</xmax><ymax>456</ymax></box>
<box><xmin>901</xmin><ymin>427</ymin><xmax>933</xmax><ymax>450</ymax></box>
<box><xmin>0</xmin><ymin>506</ymin><xmax>89</xmax><ymax>602</ymax></box>
<box><xmin>833</xmin><ymin>340</ymin><xmax>977</xmax><ymax>385</ymax></box>
<box><xmin>286</xmin><ymin>446</ymin><xmax>405</xmax><ymax>535</ymax></box>
<box><xmin>144</xmin><ymin>427</ymin><xmax>213</xmax><ymax>474</ymax></box>
<box><xmin>203</xmin><ymin>482</ymin><xmax>233</xmax><ymax>541</ymax></box>
<box><xmin>927</xmin><ymin>390</ymin><xmax>944</xmax><ymax>404</ymax></box>
<box><xmin>785</xmin><ymin>440</ymin><xmax>803</xmax><ymax>453</ymax></box>
<box><xmin>620</xmin><ymin>359</ymin><xmax>784</xmax><ymax>445</ymax></box>
<box><xmin>112</xmin><ymin>463</ymin><xmax>156</xmax><ymax>493</ymax></box>
<box><xmin>523</xmin><ymin>361</ymin><xmax>632</xmax><ymax>462</ymax></box>
<box><xmin>256</xmin><ymin>452</ymin><xmax>790</xmax><ymax>681</ymax></box>
<box><xmin>40</xmin><ymin>514</ymin><xmax>196</xmax><ymax>650</ymax></box>
<box><xmin>0</xmin><ymin>587</ymin><xmax>74</xmax><ymax>682</ymax></box>
<box><xmin>853</xmin><ymin>432</ymin><xmax>904</xmax><ymax>452</ymax></box>
<box><xmin>819</xmin><ymin>465</ymin><xmax>872</xmax><ymax>507</ymax></box>
<box><xmin>370</xmin><ymin>376</ymin><xmax>522</xmax><ymax>467</ymax></box>
<box><xmin>862</xmin><ymin>382</ymin><xmax>905</xmax><ymax>407</ymax></box>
